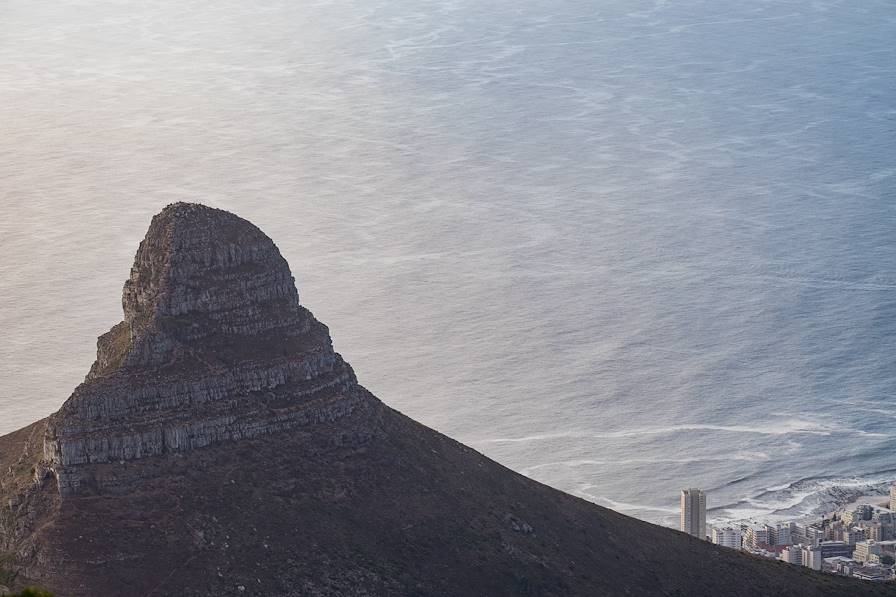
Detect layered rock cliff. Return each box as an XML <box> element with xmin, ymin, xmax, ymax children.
<box><xmin>42</xmin><ymin>204</ymin><xmax>364</xmax><ymax>495</ymax></box>
<box><xmin>0</xmin><ymin>204</ymin><xmax>892</xmax><ymax>596</ymax></box>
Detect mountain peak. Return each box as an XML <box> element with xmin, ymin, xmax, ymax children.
<box><xmin>88</xmin><ymin>203</ymin><xmax>304</xmax><ymax>379</ymax></box>
<box><xmin>46</xmin><ymin>204</ymin><xmax>362</xmax><ymax>495</ymax></box>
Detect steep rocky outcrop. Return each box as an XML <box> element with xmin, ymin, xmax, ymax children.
<box><xmin>42</xmin><ymin>204</ymin><xmax>363</xmax><ymax>496</ymax></box>
<box><xmin>0</xmin><ymin>204</ymin><xmax>892</xmax><ymax>596</ymax></box>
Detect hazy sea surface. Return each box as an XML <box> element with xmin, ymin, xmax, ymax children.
<box><xmin>1</xmin><ymin>0</ymin><xmax>894</xmax><ymax>527</ymax></box>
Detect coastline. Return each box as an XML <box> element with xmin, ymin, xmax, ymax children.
<box><xmin>702</xmin><ymin>479</ymin><xmax>896</xmax><ymax>529</ymax></box>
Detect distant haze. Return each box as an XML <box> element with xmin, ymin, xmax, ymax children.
<box><xmin>1</xmin><ymin>0</ymin><xmax>894</xmax><ymax>527</ymax></box>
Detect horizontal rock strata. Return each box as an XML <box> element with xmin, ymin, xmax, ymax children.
<box><xmin>42</xmin><ymin>203</ymin><xmax>368</xmax><ymax>495</ymax></box>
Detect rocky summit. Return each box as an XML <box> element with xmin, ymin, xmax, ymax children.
<box><xmin>0</xmin><ymin>204</ymin><xmax>892</xmax><ymax>596</ymax></box>
<box><xmin>44</xmin><ymin>203</ymin><xmax>360</xmax><ymax>497</ymax></box>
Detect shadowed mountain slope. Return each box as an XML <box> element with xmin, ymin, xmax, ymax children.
<box><xmin>0</xmin><ymin>203</ymin><xmax>891</xmax><ymax>596</ymax></box>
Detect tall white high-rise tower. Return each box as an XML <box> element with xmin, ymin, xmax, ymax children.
<box><xmin>680</xmin><ymin>488</ymin><xmax>707</xmax><ymax>539</ymax></box>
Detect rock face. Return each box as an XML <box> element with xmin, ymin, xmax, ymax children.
<box><xmin>0</xmin><ymin>203</ymin><xmax>892</xmax><ymax>596</ymax></box>
<box><xmin>43</xmin><ymin>204</ymin><xmax>363</xmax><ymax>495</ymax></box>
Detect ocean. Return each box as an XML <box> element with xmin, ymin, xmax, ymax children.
<box><xmin>1</xmin><ymin>0</ymin><xmax>894</xmax><ymax>528</ymax></box>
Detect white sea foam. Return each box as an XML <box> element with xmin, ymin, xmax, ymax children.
<box><xmin>475</xmin><ymin>420</ymin><xmax>840</xmax><ymax>445</ymax></box>
<box><xmin>520</xmin><ymin>450</ymin><xmax>770</xmax><ymax>477</ymax></box>
<box><xmin>575</xmin><ymin>484</ymin><xmax>679</xmax><ymax>515</ymax></box>
<box><xmin>709</xmin><ymin>476</ymin><xmax>896</xmax><ymax>525</ymax></box>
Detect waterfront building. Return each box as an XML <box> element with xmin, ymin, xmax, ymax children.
<box><xmin>745</xmin><ymin>525</ymin><xmax>770</xmax><ymax>549</ymax></box>
<box><xmin>680</xmin><ymin>488</ymin><xmax>706</xmax><ymax>539</ymax></box>
<box><xmin>890</xmin><ymin>486</ymin><xmax>896</xmax><ymax>512</ymax></box>
<box><xmin>843</xmin><ymin>505</ymin><xmax>873</xmax><ymax>526</ymax></box>
<box><xmin>794</xmin><ymin>523</ymin><xmax>824</xmax><ymax>547</ymax></box>
<box><xmin>711</xmin><ymin>526</ymin><xmax>741</xmax><ymax>550</ymax></box>
<box><xmin>769</xmin><ymin>523</ymin><xmax>793</xmax><ymax>546</ymax></box>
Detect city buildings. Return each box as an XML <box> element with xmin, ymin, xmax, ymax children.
<box><xmin>680</xmin><ymin>489</ymin><xmax>896</xmax><ymax>582</ymax></box>
<box><xmin>801</xmin><ymin>545</ymin><xmax>822</xmax><ymax>571</ymax></box>
<box><xmin>778</xmin><ymin>544</ymin><xmax>822</xmax><ymax>570</ymax></box>
<box><xmin>870</xmin><ymin>511</ymin><xmax>896</xmax><ymax>541</ymax></box>
<box><xmin>854</xmin><ymin>541</ymin><xmax>882</xmax><ymax>564</ymax></box>
<box><xmin>744</xmin><ymin>525</ymin><xmax>770</xmax><ymax>549</ymax></box>
<box><xmin>711</xmin><ymin>527</ymin><xmax>741</xmax><ymax>550</ymax></box>
<box><xmin>680</xmin><ymin>488</ymin><xmax>706</xmax><ymax>539</ymax></box>
<box><xmin>846</xmin><ymin>528</ymin><xmax>868</xmax><ymax>544</ymax></box>
<box><xmin>824</xmin><ymin>556</ymin><xmax>857</xmax><ymax>576</ymax></box>
<box><xmin>818</xmin><ymin>541</ymin><xmax>855</xmax><ymax>559</ymax></box>
<box><xmin>779</xmin><ymin>545</ymin><xmax>802</xmax><ymax>565</ymax></box>
<box><xmin>862</xmin><ymin>522</ymin><xmax>883</xmax><ymax>542</ymax></box>
<box><xmin>852</xmin><ymin>566</ymin><xmax>891</xmax><ymax>582</ymax></box>
<box><xmin>793</xmin><ymin>523</ymin><xmax>824</xmax><ymax>547</ymax></box>
<box><xmin>740</xmin><ymin>522</ymin><xmax>795</xmax><ymax>549</ymax></box>
<box><xmin>769</xmin><ymin>522</ymin><xmax>793</xmax><ymax>546</ymax></box>
<box><xmin>890</xmin><ymin>486</ymin><xmax>896</xmax><ymax>512</ymax></box>
<box><xmin>843</xmin><ymin>505</ymin><xmax>873</xmax><ymax>526</ymax></box>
